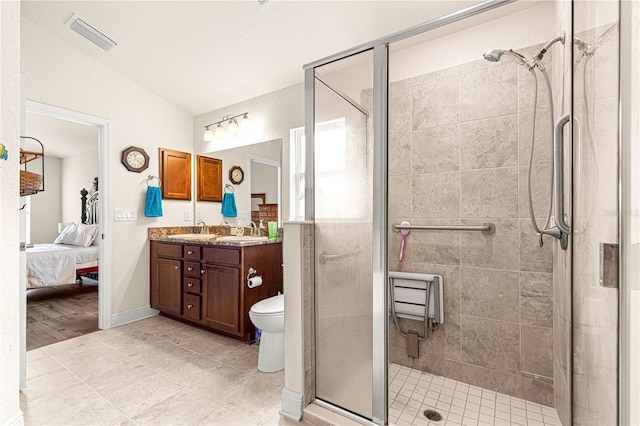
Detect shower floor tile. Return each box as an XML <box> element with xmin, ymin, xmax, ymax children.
<box><xmin>388</xmin><ymin>363</ymin><xmax>562</xmax><ymax>426</ymax></box>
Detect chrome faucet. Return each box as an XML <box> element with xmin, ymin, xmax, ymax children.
<box><xmin>196</xmin><ymin>220</ymin><xmax>207</xmax><ymax>234</ymax></box>
<box><xmin>248</xmin><ymin>221</ymin><xmax>258</xmax><ymax>236</ymax></box>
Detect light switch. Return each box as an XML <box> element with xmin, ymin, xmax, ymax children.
<box><xmin>196</xmin><ymin>211</ymin><xmax>203</xmax><ymax>221</ymax></box>
<box><xmin>114</xmin><ymin>208</ymin><xmax>137</xmax><ymax>221</ymax></box>
<box><xmin>184</xmin><ymin>210</ymin><xmax>192</xmax><ymax>221</ymax></box>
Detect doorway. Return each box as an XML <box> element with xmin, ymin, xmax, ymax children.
<box><xmin>20</xmin><ymin>100</ymin><xmax>112</xmax><ymax>386</ymax></box>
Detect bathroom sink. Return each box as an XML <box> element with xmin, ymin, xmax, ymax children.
<box><xmin>166</xmin><ymin>233</ymin><xmax>217</xmax><ymax>240</ymax></box>
<box><xmin>216</xmin><ymin>236</ymin><xmax>269</xmax><ymax>243</ymax></box>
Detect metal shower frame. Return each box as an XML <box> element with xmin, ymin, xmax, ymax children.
<box><xmin>303</xmin><ymin>1</ymin><xmax>523</xmax><ymax>424</ymax></box>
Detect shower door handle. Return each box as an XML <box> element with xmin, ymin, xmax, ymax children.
<box><xmin>554</xmin><ymin>113</ymin><xmax>572</xmax><ymax>237</ymax></box>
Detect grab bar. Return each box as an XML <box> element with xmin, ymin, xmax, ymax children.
<box><xmin>319</xmin><ymin>249</ymin><xmax>360</xmax><ymax>264</ymax></box>
<box><xmin>392</xmin><ymin>223</ymin><xmax>496</xmax><ymax>235</ymax></box>
<box><xmin>553</xmin><ymin>113</ymin><xmax>571</xmax><ymax>250</ymax></box>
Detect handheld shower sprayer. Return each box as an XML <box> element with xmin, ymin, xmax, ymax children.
<box><xmin>482</xmin><ymin>34</ymin><xmax>567</xmax><ymax>248</ymax></box>
<box><xmin>483</xmin><ymin>33</ymin><xmax>565</xmax><ymax>70</ymax></box>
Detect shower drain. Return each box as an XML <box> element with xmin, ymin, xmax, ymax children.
<box><xmin>423</xmin><ymin>409</ymin><xmax>443</xmax><ymax>422</ymax></box>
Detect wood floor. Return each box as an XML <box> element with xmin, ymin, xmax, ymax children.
<box><xmin>27</xmin><ymin>279</ymin><xmax>98</xmax><ymax>351</ymax></box>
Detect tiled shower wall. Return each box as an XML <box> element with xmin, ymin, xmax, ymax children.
<box><xmin>386</xmin><ymin>44</ymin><xmax>556</xmax><ymax>406</ymax></box>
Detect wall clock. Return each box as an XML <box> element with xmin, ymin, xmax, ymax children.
<box><xmin>229</xmin><ymin>165</ymin><xmax>244</xmax><ymax>185</ymax></box>
<box><xmin>121</xmin><ymin>146</ymin><xmax>149</xmax><ymax>173</ymax></box>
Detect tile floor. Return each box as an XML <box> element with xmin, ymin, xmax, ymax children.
<box><xmin>388</xmin><ymin>363</ymin><xmax>562</xmax><ymax>426</ymax></box>
<box><xmin>21</xmin><ymin>315</ymin><xmax>298</xmax><ymax>426</ymax></box>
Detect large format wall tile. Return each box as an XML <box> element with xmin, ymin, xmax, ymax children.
<box><xmin>460</xmin><ymin>363</ymin><xmax>523</xmax><ymax>398</ymax></box>
<box><xmin>460</xmin><ymin>63</ymin><xmax>518</xmax><ymax>122</ymax></box>
<box><xmin>388</xmin><ymin>175</ymin><xmax>412</xmax><ymax>219</ymax></box>
<box><xmin>387</xmin><ymin>39</ymin><xmax>557</xmax><ymax>404</ymax></box>
<box><xmin>390</xmin><ymin>84</ymin><xmax>411</xmax><ymax>133</ymax></box>
<box><xmin>461</xmin><ymin>267</ymin><xmax>520</xmax><ymax>323</ymax></box>
<box><xmin>520</xmin><ymin>271</ymin><xmax>553</xmax><ymax>328</ymax></box>
<box><xmin>389</xmin><ymin>132</ymin><xmax>411</xmax><ymax>176</ymax></box>
<box><xmin>460</xmin><ymin>115</ymin><xmax>518</xmax><ymax>170</ymax></box>
<box><xmin>518</xmin><ymin>109</ymin><xmax>553</xmax><ymax>166</ymax></box>
<box><xmin>518</xmin><ymin>164</ymin><xmax>553</xmax><ymax>219</ymax></box>
<box><xmin>519</xmin><ymin>219</ymin><xmax>553</xmax><ymax>272</ymax></box>
<box><xmin>461</xmin><ymin>168</ymin><xmax>518</xmax><ymax>218</ymax></box>
<box><xmin>412</xmin><ymin>172</ymin><xmax>460</xmax><ymax>218</ymax></box>
<box><xmin>412</xmin><ymin>124</ymin><xmax>460</xmax><ymax>174</ymax></box>
<box><xmin>460</xmin><ymin>315</ymin><xmax>520</xmax><ymax>374</ymax></box>
<box><xmin>402</xmin><ymin>219</ymin><xmax>461</xmax><ymax>265</ymax></box>
<box><xmin>521</xmin><ymin>325</ymin><xmax>553</xmax><ymax>378</ymax></box>
<box><xmin>411</xmin><ymin>77</ymin><xmax>460</xmax><ymax>130</ymax></box>
<box><xmin>460</xmin><ymin>219</ymin><xmax>519</xmax><ymax>270</ymax></box>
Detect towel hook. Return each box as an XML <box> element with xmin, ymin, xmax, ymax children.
<box><xmin>224</xmin><ymin>183</ymin><xmax>235</xmax><ymax>193</ymax></box>
<box><xmin>147</xmin><ymin>175</ymin><xmax>161</xmax><ymax>187</ymax></box>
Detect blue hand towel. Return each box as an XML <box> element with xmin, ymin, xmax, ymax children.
<box><xmin>145</xmin><ymin>186</ymin><xmax>163</xmax><ymax>217</ymax></box>
<box><xmin>221</xmin><ymin>192</ymin><xmax>237</xmax><ymax>217</ymax></box>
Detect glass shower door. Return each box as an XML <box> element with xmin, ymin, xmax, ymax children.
<box><xmin>312</xmin><ymin>50</ymin><xmax>376</xmax><ymax>420</ymax></box>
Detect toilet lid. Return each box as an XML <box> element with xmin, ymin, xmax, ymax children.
<box><xmin>250</xmin><ymin>294</ymin><xmax>284</xmax><ymax>315</ymax></box>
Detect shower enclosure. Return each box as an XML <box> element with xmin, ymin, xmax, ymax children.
<box><xmin>304</xmin><ymin>1</ymin><xmax>620</xmax><ymax>425</ymax></box>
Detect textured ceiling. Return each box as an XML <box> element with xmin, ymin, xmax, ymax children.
<box><xmin>25</xmin><ymin>113</ymin><xmax>98</xmax><ymax>159</ymax></box>
<box><xmin>21</xmin><ymin>0</ymin><xmax>483</xmax><ymax>116</ymax></box>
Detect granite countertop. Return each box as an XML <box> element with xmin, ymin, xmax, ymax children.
<box><xmin>148</xmin><ymin>226</ymin><xmax>282</xmax><ymax>247</ymax></box>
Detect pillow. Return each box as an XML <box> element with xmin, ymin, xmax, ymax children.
<box><xmin>54</xmin><ymin>223</ymin><xmax>78</xmax><ymax>244</ymax></box>
<box><xmin>54</xmin><ymin>223</ymin><xmax>99</xmax><ymax>247</ymax></box>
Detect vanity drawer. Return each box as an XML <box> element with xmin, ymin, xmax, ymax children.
<box><xmin>183</xmin><ymin>277</ymin><xmax>201</xmax><ymax>294</ymax></box>
<box><xmin>184</xmin><ymin>261</ymin><xmax>202</xmax><ymax>278</ymax></box>
<box><xmin>203</xmin><ymin>247</ymin><xmax>240</xmax><ymax>266</ymax></box>
<box><xmin>183</xmin><ymin>245</ymin><xmax>201</xmax><ymax>260</ymax></box>
<box><xmin>182</xmin><ymin>294</ymin><xmax>201</xmax><ymax>321</ymax></box>
<box><xmin>154</xmin><ymin>242</ymin><xmax>182</xmax><ymax>259</ymax></box>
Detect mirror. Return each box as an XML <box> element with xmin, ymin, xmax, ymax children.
<box><xmin>198</xmin><ymin>138</ymin><xmax>282</xmax><ymax>226</ymax></box>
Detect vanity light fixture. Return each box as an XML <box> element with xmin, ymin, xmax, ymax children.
<box><xmin>203</xmin><ymin>112</ymin><xmax>250</xmax><ymax>141</ymax></box>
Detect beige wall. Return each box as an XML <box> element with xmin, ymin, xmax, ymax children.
<box><xmin>0</xmin><ymin>0</ymin><xmax>22</xmax><ymax>423</ymax></box>
<box><xmin>29</xmin><ymin>156</ymin><xmax>62</xmax><ymax>243</ymax></box>
<box><xmin>194</xmin><ymin>84</ymin><xmax>304</xmax><ymax>223</ymax></box>
<box><xmin>385</xmin><ymin>41</ymin><xmax>555</xmax><ymax>405</ymax></box>
<box><xmin>61</xmin><ymin>148</ymin><xmax>99</xmax><ymax>224</ymax></box>
<box><xmin>21</xmin><ymin>17</ymin><xmax>194</xmax><ymax>315</ymax></box>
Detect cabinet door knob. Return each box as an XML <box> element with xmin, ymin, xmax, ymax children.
<box><xmin>187</xmin><ymin>304</ymin><xmax>193</xmax><ymax>309</ymax></box>
<box><xmin>174</xmin><ymin>266</ymin><xmax>179</xmax><ymax>270</ymax></box>
<box><xmin>187</xmin><ymin>250</ymin><xmax>193</xmax><ymax>255</ymax></box>
<box><xmin>187</xmin><ymin>282</ymin><xmax>193</xmax><ymax>287</ymax></box>
<box><xmin>187</xmin><ymin>267</ymin><xmax>193</xmax><ymax>271</ymax></box>
<box><xmin>200</xmin><ymin>269</ymin><xmax>205</xmax><ymax>275</ymax></box>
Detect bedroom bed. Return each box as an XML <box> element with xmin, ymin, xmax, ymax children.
<box><xmin>26</xmin><ymin>179</ymin><xmax>100</xmax><ymax>289</ymax></box>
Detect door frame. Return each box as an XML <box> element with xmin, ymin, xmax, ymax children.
<box><xmin>21</xmin><ymin>100</ymin><xmax>112</xmax><ymax>376</ymax></box>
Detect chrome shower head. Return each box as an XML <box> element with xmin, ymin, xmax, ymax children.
<box><xmin>482</xmin><ymin>49</ymin><xmax>526</xmax><ymax>65</ymax></box>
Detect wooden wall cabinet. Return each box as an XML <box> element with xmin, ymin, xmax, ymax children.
<box><xmin>159</xmin><ymin>148</ymin><xmax>191</xmax><ymax>200</ymax></box>
<box><xmin>197</xmin><ymin>155</ymin><xmax>222</xmax><ymax>202</ymax></box>
<box><xmin>150</xmin><ymin>240</ymin><xmax>283</xmax><ymax>342</ymax></box>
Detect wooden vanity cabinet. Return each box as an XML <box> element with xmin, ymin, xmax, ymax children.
<box><xmin>150</xmin><ymin>240</ymin><xmax>282</xmax><ymax>342</ymax></box>
<box><xmin>150</xmin><ymin>242</ymin><xmax>182</xmax><ymax>317</ymax></box>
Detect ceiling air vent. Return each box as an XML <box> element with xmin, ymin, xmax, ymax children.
<box><xmin>65</xmin><ymin>13</ymin><xmax>118</xmax><ymax>52</ymax></box>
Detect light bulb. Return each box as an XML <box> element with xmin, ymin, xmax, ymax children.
<box><xmin>227</xmin><ymin>119</ymin><xmax>239</xmax><ymax>136</ymax></box>
<box><xmin>214</xmin><ymin>123</ymin><xmax>226</xmax><ymax>139</ymax></box>
<box><xmin>240</xmin><ymin>113</ymin><xmax>251</xmax><ymax>131</ymax></box>
<box><xmin>203</xmin><ymin>127</ymin><xmax>214</xmax><ymax>142</ymax></box>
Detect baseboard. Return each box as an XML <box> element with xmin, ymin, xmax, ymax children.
<box><xmin>280</xmin><ymin>388</ymin><xmax>303</xmax><ymax>421</ymax></box>
<box><xmin>3</xmin><ymin>410</ymin><xmax>24</xmax><ymax>426</ymax></box>
<box><xmin>110</xmin><ymin>305</ymin><xmax>159</xmax><ymax>327</ymax></box>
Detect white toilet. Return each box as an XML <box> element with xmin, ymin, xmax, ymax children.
<box><xmin>249</xmin><ymin>293</ymin><xmax>284</xmax><ymax>372</ymax></box>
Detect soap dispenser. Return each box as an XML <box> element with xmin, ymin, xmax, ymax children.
<box><xmin>259</xmin><ymin>220</ymin><xmax>265</xmax><ymax>237</ymax></box>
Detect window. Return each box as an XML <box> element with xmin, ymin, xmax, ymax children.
<box><xmin>290</xmin><ymin>118</ymin><xmax>347</xmax><ymax>221</ymax></box>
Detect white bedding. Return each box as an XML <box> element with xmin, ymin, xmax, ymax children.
<box><xmin>26</xmin><ymin>244</ymin><xmax>99</xmax><ymax>289</ymax></box>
